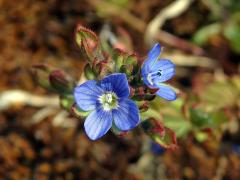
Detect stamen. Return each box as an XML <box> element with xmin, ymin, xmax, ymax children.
<box><xmin>157</xmin><ymin>69</ymin><xmax>162</xmax><ymax>76</ymax></box>
<box><xmin>98</xmin><ymin>92</ymin><xmax>118</xmax><ymax>111</ymax></box>
<box><xmin>147</xmin><ymin>69</ymin><xmax>161</xmax><ymax>84</ymax></box>
<box><xmin>105</xmin><ymin>94</ymin><xmax>113</xmax><ymax>103</ymax></box>
<box><xmin>147</xmin><ymin>74</ymin><xmax>154</xmax><ymax>85</ymax></box>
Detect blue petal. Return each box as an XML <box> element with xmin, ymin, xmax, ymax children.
<box><xmin>151</xmin><ymin>59</ymin><xmax>175</xmax><ymax>83</ymax></box>
<box><xmin>141</xmin><ymin>44</ymin><xmax>162</xmax><ymax>87</ymax></box>
<box><xmin>142</xmin><ymin>73</ymin><xmax>155</xmax><ymax>88</ymax></box>
<box><xmin>146</xmin><ymin>43</ymin><xmax>161</xmax><ymax>67</ymax></box>
<box><xmin>84</xmin><ymin>107</ymin><xmax>112</xmax><ymax>140</ymax></box>
<box><xmin>100</xmin><ymin>73</ymin><xmax>130</xmax><ymax>98</ymax></box>
<box><xmin>113</xmin><ymin>99</ymin><xmax>140</xmax><ymax>131</ymax></box>
<box><xmin>141</xmin><ymin>63</ymin><xmax>150</xmax><ymax>86</ymax></box>
<box><xmin>142</xmin><ymin>43</ymin><xmax>161</xmax><ymax>73</ymax></box>
<box><xmin>156</xmin><ymin>84</ymin><xmax>177</xmax><ymax>101</ymax></box>
<box><xmin>74</xmin><ymin>80</ymin><xmax>103</xmax><ymax>111</ymax></box>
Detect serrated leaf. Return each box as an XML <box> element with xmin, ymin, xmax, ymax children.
<box><xmin>76</xmin><ymin>25</ymin><xmax>98</xmax><ymax>49</ymax></box>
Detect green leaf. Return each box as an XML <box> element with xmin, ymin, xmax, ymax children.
<box><xmin>224</xmin><ymin>14</ymin><xmax>240</xmax><ymax>53</ymax></box>
<box><xmin>190</xmin><ymin>108</ymin><xmax>213</xmax><ymax>128</ymax></box>
<box><xmin>141</xmin><ymin>119</ymin><xmax>177</xmax><ymax>149</ymax></box>
<box><xmin>163</xmin><ymin>115</ymin><xmax>191</xmax><ymax>137</ymax></box>
<box><xmin>200</xmin><ymin>80</ymin><xmax>238</xmax><ymax>110</ymax></box>
<box><xmin>189</xmin><ymin>108</ymin><xmax>228</xmax><ymax>129</ymax></box>
<box><xmin>210</xmin><ymin>111</ymin><xmax>228</xmax><ymax>125</ymax></box>
<box><xmin>232</xmin><ymin>75</ymin><xmax>240</xmax><ymax>92</ymax></box>
<box><xmin>192</xmin><ymin>23</ymin><xmax>221</xmax><ymax>45</ymax></box>
<box><xmin>140</xmin><ymin>109</ymin><xmax>161</xmax><ymax>121</ymax></box>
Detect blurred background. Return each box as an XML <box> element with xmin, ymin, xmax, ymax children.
<box><xmin>0</xmin><ymin>0</ymin><xmax>239</xmax><ymax>179</ymax></box>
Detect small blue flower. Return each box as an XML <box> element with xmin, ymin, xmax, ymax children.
<box><xmin>151</xmin><ymin>142</ymin><xmax>165</xmax><ymax>155</ymax></box>
<box><xmin>74</xmin><ymin>73</ymin><xmax>140</xmax><ymax>140</ymax></box>
<box><xmin>232</xmin><ymin>143</ymin><xmax>240</xmax><ymax>156</ymax></box>
<box><xmin>141</xmin><ymin>43</ymin><xmax>177</xmax><ymax>101</ymax></box>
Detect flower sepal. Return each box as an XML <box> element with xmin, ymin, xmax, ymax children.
<box><xmin>32</xmin><ymin>64</ymin><xmax>55</xmax><ymax>91</ymax></box>
<box><xmin>33</xmin><ymin>64</ymin><xmax>76</xmax><ymax>95</ymax></box>
<box><xmin>60</xmin><ymin>94</ymin><xmax>75</xmax><ymax>111</ymax></box>
<box><xmin>113</xmin><ymin>49</ymin><xmax>139</xmax><ymax>77</ymax></box>
<box><xmin>71</xmin><ymin>103</ymin><xmax>91</xmax><ymax>118</ymax></box>
<box><xmin>84</xmin><ymin>64</ymin><xmax>98</xmax><ymax>80</ymax></box>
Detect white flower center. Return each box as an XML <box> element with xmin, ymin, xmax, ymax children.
<box><xmin>147</xmin><ymin>73</ymin><xmax>154</xmax><ymax>85</ymax></box>
<box><xmin>105</xmin><ymin>93</ymin><xmax>113</xmax><ymax>103</ymax></box>
<box><xmin>147</xmin><ymin>70</ymin><xmax>162</xmax><ymax>86</ymax></box>
<box><xmin>98</xmin><ymin>92</ymin><xmax>118</xmax><ymax>111</ymax></box>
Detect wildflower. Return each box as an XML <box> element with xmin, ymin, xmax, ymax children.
<box><xmin>74</xmin><ymin>73</ymin><xmax>140</xmax><ymax>140</ymax></box>
<box><xmin>141</xmin><ymin>43</ymin><xmax>177</xmax><ymax>101</ymax></box>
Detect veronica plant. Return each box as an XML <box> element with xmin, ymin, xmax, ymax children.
<box><xmin>33</xmin><ymin>25</ymin><xmax>180</xmax><ymax>149</ymax></box>
<box><xmin>33</xmin><ymin>25</ymin><xmax>233</xmax><ymax>149</ymax></box>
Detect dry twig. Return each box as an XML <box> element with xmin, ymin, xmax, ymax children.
<box><xmin>0</xmin><ymin>90</ymin><xmax>59</xmax><ymax>111</ymax></box>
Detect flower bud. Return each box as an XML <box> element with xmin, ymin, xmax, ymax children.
<box><xmin>32</xmin><ymin>64</ymin><xmax>54</xmax><ymax>91</ymax></box>
<box><xmin>113</xmin><ymin>49</ymin><xmax>139</xmax><ymax>76</ymax></box>
<box><xmin>49</xmin><ymin>70</ymin><xmax>75</xmax><ymax>94</ymax></box>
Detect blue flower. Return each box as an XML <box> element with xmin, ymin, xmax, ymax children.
<box><xmin>141</xmin><ymin>43</ymin><xmax>177</xmax><ymax>101</ymax></box>
<box><xmin>151</xmin><ymin>142</ymin><xmax>165</xmax><ymax>155</ymax></box>
<box><xmin>74</xmin><ymin>73</ymin><xmax>140</xmax><ymax>140</ymax></box>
